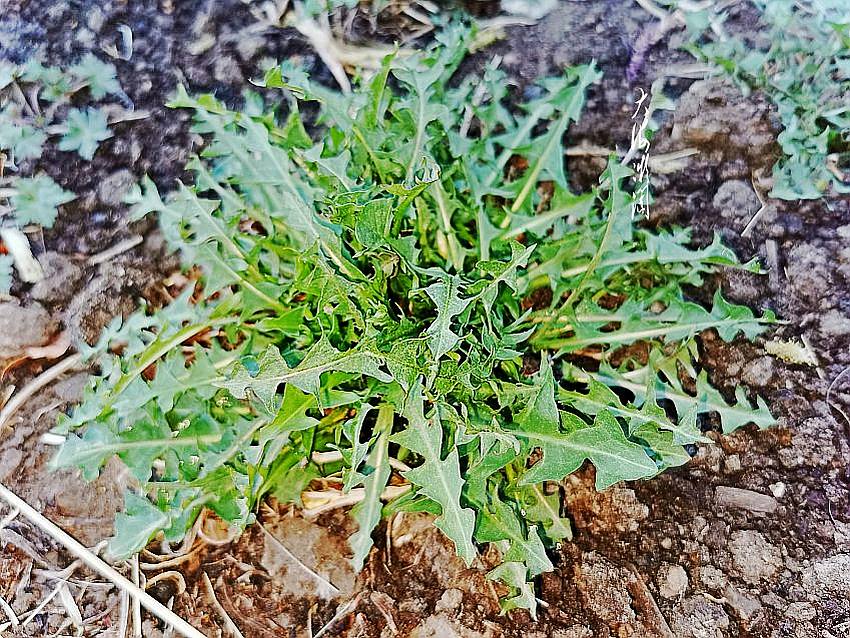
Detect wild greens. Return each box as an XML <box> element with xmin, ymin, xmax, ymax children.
<box><xmin>54</xmin><ymin>31</ymin><xmax>774</xmax><ymax>616</ymax></box>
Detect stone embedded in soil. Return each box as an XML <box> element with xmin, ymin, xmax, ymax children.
<box><xmin>740</xmin><ymin>356</ymin><xmax>776</xmax><ymax>388</ymax></box>
<box><xmin>30</xmin><ymin>252</ymin><xmax>83</xmax><ymax>304</ymax></box>
<box><xmin>728</xmin><ymin>530</ymin><xmax>782</xmax><ymax>585</ymax></box>
<box><xmin>715</xmin><ymin>486</ymin><xmax>779</xmax><ymax>513</ymax></box>
<box><xmin>0</xmin><ymin>300</ymin><xmax>56</xmax><ymax>359</ymax></box>
<box><xmin>657</xmin><ymin>563</ymin><xmax>688</xmax><ymax>599</ymax></box>
<box><xmin>779</xmin><ymin>416</ymin><xmax>840</xmax><ymax>468</ymax></box>
<box><xmin>722</xmin><ymin>583</ymin><xmax>763</xmax><ymax>625</ymax></box>
<box><xmin>434</xmin><ymin>588</ymin><xmax>463</xmax><ymax>612</ymax></box>
<box><xmin>712</xmin><ymin>179</ymin><xmax>765</xmax><ymax>226</ymax></box>
<box><xmin>97</xmin><ymin>169</ymin><xmax>136</xmax><ymax>207</ymax></box>
<box><xmin>669</xmin><ymin>596</ymin><xmax>730</xmax><ymax>638</ymax></box>
<box><xmin>769</xmin><ymin>481</ymin><xmax>787</xmax><ymax>498</ymax></box>
<box><xmin>784</xmin><ymin>601</ymin><xmax>817</xmax><ymax>622</ymax></box>
<box><xmin>575</xmin><ymin>552</ymin><xmax>636</xmax><ymax>625</ymax></box>
<box><xmin>529</xmin><ymin>628</ymin><xmax>593</xmax><ymax>638</ymax></box>
<box><xmin>800</xmin><ymin>554</ymin><xmax>850</xmax><ymax>602</ymax></box>
<box><xmin>563</xmin><ymin>478</ymin><xmax>649</xmax><ymax>534</ymax></box>
<box><xmin>699</xmin><ymin>565</ymin><xmax>727</xmax><ymax>591</ymax></box>
<box><xmin>409</xmin><ymin>614</ymin><xmax>492</xmax><ymax>638</ymax></box>
<box><xmin>52</xmin><ymin>372</ymin><xmax>89</xmax><ymax>403</ymax></box>
<box><xmin>259</xmin><ymin>514</ymin><xmax>356</xmax><ymax>600</ymax></box>
<box><xmin>785</xmin><ymin>242</ymin><xmax>833</xmax><ymax>305</ymax></box>
<box><xmin>818</xmin><ymin>308</ymin><xmax>850</xmax><ymax>337</ymax></box>
<box><xmin>723</xmin><ymin>454</ymin><xmax>742</xmax><ymax>473</ymax></box>
<box><xmin>669</xmin><ymin>78</ymin><xmax>775</xmax><ymax>164</ymax></box>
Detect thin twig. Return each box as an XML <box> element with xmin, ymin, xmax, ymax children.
<box><xmin>311</xmin><ymin>450</ymin><xmax>411</xmax><ymax>472</ymax></box>
<box><xmin>626</xmin><ymin>564</ymin><xmax>676</xmax><ymax>638</ymax></box>
<box><xmin>313</xmin><ymin>594</ymin><xmax>361</xmax><ymax>638</ymax></box>
<box><xmin>0</xmin><ymin>353</ymin><xmax>82</xmax><ymax>430</ymax></box>
<box><xmin>0</xmin><ymin>592</ymin><xmax>18</xmax><ymax>628</ymax></box>
<box><xmin>257</xmin><ymin>521</ymin><xmax>340</xmax><ymax>597</ymax></box>
<box><xmin>131</xmin><ymin>554</ymin><xmax>142</xmax><ymax>638</ymax></box>
<box><xmin>0</xmin><ymin>507</ymin><xmax>19</xmax><ymax>531</ymax></box>
<box><xmin>741</xmin><ymin>174</ymin><xmax>770</xmax><ymax>238</ymax></box>
<box><xmin>117</xmin><ymin>590</ymin><xmax>129</xmax><ymax>638</ymax></box>
<box><xmin>20</xmin><ymin>560</ymin><xmax>82</xmax><ymax>628</ymax></box>
<box><xmin>0</xmin><ymin>481</ymin><xmax>207</xmax><ymax>638</ymax></box>
<box><xmin>87</xmin><ymin>235</ymin><xmax>144</xmax><ymax>266</ymax></box>
<box><xmin>202</xmin><ymin>572</ymin><xmax>244</xmax><ymax>638</ymax></box>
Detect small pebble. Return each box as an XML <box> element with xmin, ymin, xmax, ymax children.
<box><xmin>657</xmin><ymin>564</ymin><xmax>688</xmax><ymax>599</ymax></box>
<box><xmin>769</xmin><ymin>482</ymin><xmax>786</xmax><ymax>499</ymax></box>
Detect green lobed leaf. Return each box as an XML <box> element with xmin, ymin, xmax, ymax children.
<box><xmin>58</xmin><ymin>107</ymin><xmax>112</xmax><ymax>160</ymax></box>
<box><xmin>392</xmin><ymin>380</ymin><xmax>477</xmax><ymax>565</ymax></box>
<box><xmin>348</xmin><ymin>405</ymin><xmax>393</xmax><ymax>570</ymax></box>
<box><xmin>108</xmin><ymin>492</ymin><xmax>170</xmax><ymax>559</ymax></box>
<box><xmin>10</xmin><ymin>175</ymin><xmax>75</xmax><ymax>227</ymax></box>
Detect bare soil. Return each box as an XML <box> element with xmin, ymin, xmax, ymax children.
<box><xmin>1</xmin><ymin>1</ymin><xmax>848</xmax><ymax>637</ymax></box>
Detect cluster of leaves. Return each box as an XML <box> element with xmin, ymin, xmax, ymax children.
<box><xmin>0</xmin><ymin>55</ymin><xmax>119</xmax><ymax>166</ymax></box>
<box><xmin>0</xmin><ymin>55</ymin><xmax>123</xmax><ymax>293</ymax></box>
<box><xmin>682</xmin><ymin>0</ymin><xmax>850</xmax><ymax>199</ymax></box>
<box><xmin>54</xmin><ymin>27</ymin><xmax>775</xmax><ymax>616</ymax></box>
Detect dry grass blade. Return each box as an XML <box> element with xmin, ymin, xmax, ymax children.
<box><xmin>294</xmin><ymin>14</ymin><xmax>352</xmax><ymax>93</ymax></box>
<box><xmin>145</xmin><ymin>571</ymin><xmax>187</xmax><ymax>597</ymax></box>
<box><xmin>20</xmin><ymin>561</ymin><xmax>81</xmax><ymax>629</ymax></box>
<box><xmin>87</xmin><ymin>234</ymin><xmax>144</xmax><ymax>265</ymax></box>
<box><xmin>0</xmin><ymin>481</ymin><xmax>208</xmax><ymax>638</ymax></box>
<box><xmin>57</xmin><ymin>581</ymin><xmax>84</xmax><ymax>629</ymax></box>
<box><xmin>0</xmin><ymin>353</ymin><xmax>82</xmax><ymax>430</ymax></box>
<box><xmin>117</xmin><ymin>589</ymin><xmax>129</xmax><ymax>638</ymax></box>
<box><xmin>0</xmin><ymin>506</ymin><xmax>19</xmax><ymax>531</ymax></box>
<box><xmin>0</xmin><ymin>592</ymin><xmax>18</xmax><ymax>628</ymax></box>
<box><xmin>131</xmin><ymin>554</ymin><xmax>142</xmax><ymax>638</ymax></box>
<box><xmin>312</xmin><ymin>594</ymin><xmax>361</xmax><ymax>638</ymax></box>
<box><xmin>301</xmin><ymin>484</ymin><xmax>411</xmax><ymax>518</ymax></box>
<box><xmin>257</xmin><ymin>521</ymin><xmax>341</xmax><ymax>598</ymax></box>
<box><xmin>201</xmin><ymin>572</ymin><xmax>244</xmax><ymax>638</ymax></box>
<box><xmin>741</xmin><ymin>174</ymin><xmax>771</xmax><ymax>238</ymax></box>
<box><xmin>140</xmin><ymin>544</ymin><xmax>202</xmax><ymax>570</ymax></box>
<box><xmin>293</xmin><ymin>11</ymin><xmax>399</xmax><ymax>93</ymax></box>
<box><xmin>0</xmin><ymin>227</ymin><xmax>43</xmax><ymax>283</ymax></box>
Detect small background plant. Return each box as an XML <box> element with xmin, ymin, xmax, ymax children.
<box><xmin>53</xmin><ymin>28</ymin><xmax>775</xmax><ymax>616</ymax></box>
<box><xmin>681</xmin><ymin>0</ymin><xmax>850</xmax><ymax>199</ymax></box>
<box><xmin>0</xmin><ymin>55</ymin><xmax>127</xmax><ymax>294</ymax></box>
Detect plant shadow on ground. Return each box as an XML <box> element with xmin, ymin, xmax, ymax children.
<box><xmin>0</xmin><ymin>1</ymin><xmax>848</xmax><ymax>637</ymax></box>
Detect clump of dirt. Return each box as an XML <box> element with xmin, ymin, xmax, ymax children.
<box><xmin>1</xmin><ymin>1</ymin><xmax>848</xmax><ymax>637</ymax></box>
